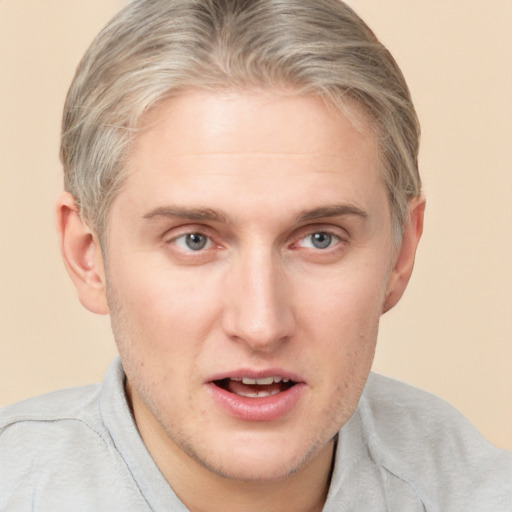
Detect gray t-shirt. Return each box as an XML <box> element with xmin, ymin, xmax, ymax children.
<box><xmin>1</xmin><ymin>358</ymin><xmax>510</xmax><ymax>511</ymax></box>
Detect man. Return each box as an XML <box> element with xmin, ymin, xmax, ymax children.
<box><xmin>0</xmin><ymin>0</ymin><xmax>510</xmax><ymax>510</ymax></box>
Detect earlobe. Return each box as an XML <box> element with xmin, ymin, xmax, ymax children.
<box><xmin>383</xmin><ymin>196</ymin><xmax>426</xmax><ymax>313</ymax></box>
<box><xmin>56</xmin><ymin>191</ymin><xmax>109</xmax><ymax>315</ymax></box>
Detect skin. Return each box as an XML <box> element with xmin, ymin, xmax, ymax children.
<box><xmin>57</xmin><ymin>90</ymin><xmax>424</xmax><ymax>512</ymax></box>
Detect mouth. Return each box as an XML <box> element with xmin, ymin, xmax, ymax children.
<box><xmin>212</xmin><ymin>376</ymin><xmax>296</xmax><ymax>398</ymax></box>
<box><xmin>207</xmin><ymin>372</ymin><xmax>304</xmax><ymax>421</ymax></box>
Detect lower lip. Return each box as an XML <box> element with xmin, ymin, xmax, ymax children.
<box><xmin>206</xmin><ymin>382</ymin><xmax>305</xmax><ymax>422</ymax></box>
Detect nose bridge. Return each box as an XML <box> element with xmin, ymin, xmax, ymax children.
<box><xmin>223</xmin><ymin>244</ymin><xmax>294</xmax><ymax>350</ymax></box>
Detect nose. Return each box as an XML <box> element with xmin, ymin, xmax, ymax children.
<box><xmin>222</xmin><ymin>248</ymin><xmax>295</xmax><ymax>352</ymax></box>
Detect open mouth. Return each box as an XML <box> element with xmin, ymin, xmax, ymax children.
<box><xmin>208</xmin><ymin>373</ymin><xmax>304</xmax><ymax>421</ymax></box>
<box><xmin>213</xmin><ymin>376</ymin><xmax>296</xmax><ymax>398</ymax></box>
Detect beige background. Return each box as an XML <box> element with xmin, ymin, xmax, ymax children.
<box><xmin>1</xmin><ymin>1</ymin><xmax>511</xmax><ymax>450</ymax></box>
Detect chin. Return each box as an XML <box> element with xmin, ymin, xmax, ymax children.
<box><xmin>202</xmin><ymin>455</ymin><xmax>304</xmax><ymax>482</ymax></box>
<box><xmin>183</xmin><ymin>432</ymin><xmax>327</xmax><ymax>482</ymax></box>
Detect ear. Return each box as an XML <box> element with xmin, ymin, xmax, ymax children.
<box><xmin>383</xmin><ymin>196</ymin><xmax>426</xmax><ymax>313</ymax></box>
<box><xmin>56</xmin><ymin>191</ymin><xmax>109</xmax><ymax>315</ymax></box>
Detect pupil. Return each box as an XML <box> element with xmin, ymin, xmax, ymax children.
<box><xmin>186</xmin><ymin>233</ymin><xmax>207</xmax><ymax>250</ymax></box>
<box><xmin>312</xmin><ymin>232</ymin><xmax>332</xmax><ymax>249</ymax></box>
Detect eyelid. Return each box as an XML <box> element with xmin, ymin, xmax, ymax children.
<box><xmin>161</xmin><ymin>223</ymin><xmax>348</xmax><ymax>257</ymax></box>
<box><xmin>163</xmin><ymin>224</ymin><xmax>217</xmax><ymax>247</ymax></box>
<box><xmin>292</xmin><ymin>223</ymin><xmax>348</xmax><ymax>243</ymax></box>
<box><xmin>163</xmin><ymin>223</ymin><xmax>211</xmax><ymax>241</ymax></box>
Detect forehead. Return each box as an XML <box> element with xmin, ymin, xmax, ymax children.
<box><xmin>116</xmin><ymin>90</ymin><xmax>386</xmax><ymax>224</ymax></box>
<box><xmin>136</xmin><ymin>89</ymin><xmax>376</xmax><ymax>158</ymax></box>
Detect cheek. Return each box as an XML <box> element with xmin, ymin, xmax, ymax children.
<box><xmin>108</xmin><ymin>256</ymin><xmax>223</xmax><ymax>338</ymax></box>
<box><xmin>299</xmin><ymin>259</ymin><xmax>389</xmax><ymax>330</ymax></box>
<box><xmin>314</xmin><ymin>277</ymin><xmax>383</xmax><ymax>411</ymax></box>
<box><xmin>297</xmin><ymin>261</ymin><xmax>388</xmax><ymax>378</ymax></box>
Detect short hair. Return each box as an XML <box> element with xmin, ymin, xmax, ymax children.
<box><xmin>61</xmin><ymin>0</ymin><xmax>421</xmax><ymax>241</ymax></box>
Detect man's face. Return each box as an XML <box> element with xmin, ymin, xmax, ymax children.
<box><xmin>103</xmin><ymin>90</ymin><xmax>396</xmax><ymax>481</ymax></box>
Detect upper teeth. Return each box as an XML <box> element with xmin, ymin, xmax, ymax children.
<box><xmin>239</xmin><ymin>376</ymin><xmax>287</xmax><ymax>385</ymax></box>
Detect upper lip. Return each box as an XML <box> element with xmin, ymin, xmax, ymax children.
<box><xmin>206</xmin><ymin>368</ymin><xmax>305</xmax><ymax>384</ymax></box>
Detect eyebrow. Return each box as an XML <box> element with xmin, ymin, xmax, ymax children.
<box><xmin>296</xmin><ymin>204</ymin><xmax>368</xmax><ymax>222</ymax></box>
<box><xmin>142</xmin><ymin>203</ymin><xmax>367</xmax><ymax>224</ymax></box>
<box><xmin>142</xmin><ymin>206</ymin><xmax>228</xmax><ymax>223</ymax></box>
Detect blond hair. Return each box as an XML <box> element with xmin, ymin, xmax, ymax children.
<box><xmin>61</xmin><ymin>0</ymin><xmax>421</xmax><ymax>240</ymax></box>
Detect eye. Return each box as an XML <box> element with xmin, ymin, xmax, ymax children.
<box><xmin>173</xmin><ymin>232</ymin><xmax>211</xmax><ymax>251</ymax></box>
<box><xmin>297</xmin><ymin>231</ymin><xmax>338</xmax><ymax>250</ymax></box>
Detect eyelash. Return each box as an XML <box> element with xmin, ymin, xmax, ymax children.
<box><xmin>166</xmin><ymin>227</ymin><xmax>345</xmax><ymax>254</ymax></box>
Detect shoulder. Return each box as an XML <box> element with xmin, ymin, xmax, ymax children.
<box><xmin>0</xmin><ymin>385</ymin><xmax>110</xmax><ymax>487</ymax></box>
<box><xmin>0</xmin><ymin>383</ymin><xmax>147</xmax><ymax>511</ymax></box>
<box><xmin>0</xmin><ymin>384</ymin><xmax>108</xmax><ymax>449</ymax></box>
<box><xmin>0</xmin><ymin>384</ymin><xmax>101</xmax><ymax>427</ymax></box>
<box><xmin>359</xmin><ymin>373</ymin><xmax>512</xmax><ymax>510</ymax></box>
<box><xmin>362</xmin><ymin>372</ymin><xmax>476</xmax><ymax>440</ymax></box>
